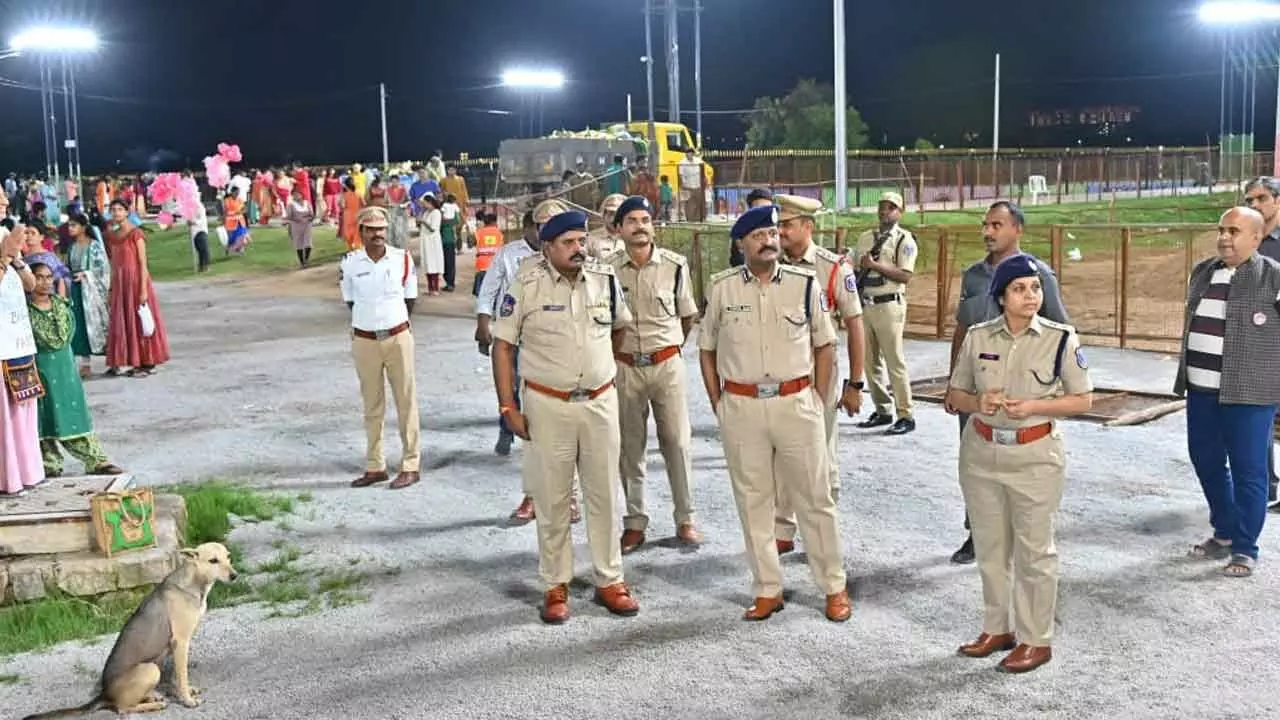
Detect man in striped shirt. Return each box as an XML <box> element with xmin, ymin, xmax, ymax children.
<box><xmin>1174</xmin><ymin>206</ymin><xmax>1280</xmax><ymax>578</ymax></box>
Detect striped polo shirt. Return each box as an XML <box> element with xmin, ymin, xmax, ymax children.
<box><xmin>1184</xmin><ymin>265</ymin><xmax>1235</xmax><ymax>392</ymax></box>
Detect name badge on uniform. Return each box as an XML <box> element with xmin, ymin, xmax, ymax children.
<box><xmin>726</xmin><ymin>305</ymin><xmax>752</xmax><ymax>313</ymax></box>
<box><xmin>542</xmin><ymin>304</ymin><xmax>566</xmax><ymax>311</ymax></box>
<box><xmin>978</xmin><ymin>352</ymin><xmax>1000</xmax><ymax>360</ymax></box>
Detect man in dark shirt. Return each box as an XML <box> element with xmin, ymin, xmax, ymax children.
<box><xmin>1242</xmin><ymin>177</ymin><xmax>1280</xmax><ymax>512</ymax></box>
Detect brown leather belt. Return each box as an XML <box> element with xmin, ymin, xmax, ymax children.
<box><xmin>615</xmin><ymin>345</ymin><xmax>681</xmax><ymax>368</ymax></box>
<box><xmin>525</xmin><ymin>379</ymin><xmax>615</xmax><ymax>402</ymax></box>
<box><xmin>723</xmin><ymin>376</ymin><xmax>811</xmax><ymax>399</ymax></box>
<box><xmin>353</xmin><ymin>321</ymin><xmax>410</xmax><ymax>341</ymax></box>
<box><xmin>972</xmin><ymin>417</ymin><xmax>1053</xmax><ymax>445</ymax></box>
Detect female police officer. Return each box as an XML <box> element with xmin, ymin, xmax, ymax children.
<box><xmin>945</xmin><ymin>253</ymin><xmax>1093</xmax><ymax>674</ymax></box>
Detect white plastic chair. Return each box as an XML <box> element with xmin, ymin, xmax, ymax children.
<box><xmin>1027</xmin><ymin>175</ymin><xmax>1049</xmax><ymax>205</ymax></box>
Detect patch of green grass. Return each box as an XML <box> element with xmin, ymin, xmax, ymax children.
<box><xmin>0</xmin><ymin>589</ymin><xmax>149</xmax><ymax>657</ymax></box>
<box><xmin>0</xmin><ymin>672</ymin><xmax>22</xmax><ymax>684</ymax></box>
<box><xmin>141</xmin><ymin>224</ymin><xmax>349</xmax><ymax>282</ymax></box>
<box><xmin>162</xmin><ymin>480</ymin><xmax>295</xmax><ymax>550</ymax></box>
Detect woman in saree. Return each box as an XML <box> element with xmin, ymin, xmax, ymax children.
<box><xmin>0</xmin><ymin>225</ymin><xmax>43</xmax><ymax>496</ymax></box>
<box><xmin>21</xmin><ymin>226</ymin><xmax>70</xmax><ymax>298</ymax></box>
<box><xmin>254</xmin><ymin>170</ymin><xmax>275</xmax><ymax>225</ymax></box>
<box><xmin>385</xmin><ymin>173</ymin><xmax>409</xmax><ymax>250</ymax></box>
<box><xmin>339</xmin><ymin>177</ymin><xmax>364</xmax><ymax>252</ymax></box>
<box><xmin>65</xmin><ymin>213</ymin><xmax>110</xmax><ymax>379</ymax></box>
<box><xmin>104</xmin><ymin>199</ymin><xmax>170</xmax><ymax>378</ymax></box>
<box><xmin>27</xmin><ymin>262</ymin><xmax>124</xmax><ymax>478</ymax></box>
<box><xmin>223</xmin><ymin>186</ymin><xmax>251</xmax><ymax>254</ymax></box>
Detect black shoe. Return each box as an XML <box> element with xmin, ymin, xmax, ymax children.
<box><xmin>951</xmin><ymin>536</ymin><xmax>976</xmax><ymax>564</ymax></box>
<box><xmin>857</xmin><ymin>412</ymin><xmax>893</xmax><ymax>429</ymax></box>
<box><xmin>495</xmin><ymin>433</ymin><xmax>513</xmax><ymax>456</ymax></box>
<box><xmin>886</xmin><ymin>417</ymin><xmax>916</xmax><ymax>436</ymax></box>
<box><xmin>1269</xmin><ymin>501</ymin><xmax>1280</xmax><ymax>514</ymax></box>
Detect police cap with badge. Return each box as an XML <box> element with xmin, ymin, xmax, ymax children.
<box><xmin>612</xmin><ymin>196</ymin><xmax>653</xmax><ymax>226</ymax></box>
<box><xmin>539</xmin><ymin>210</ymin><xmax>589</xmax><ymax>243</ymax></box>
<box><xmin>988</xmin><ymin>252</ymin><xmax>1087</xmax><ymax>374</ymax></box>
<box><xmin>731</xmin><ymin>204</ymin><xmax>779</xmax><ymax>241</ymax></box>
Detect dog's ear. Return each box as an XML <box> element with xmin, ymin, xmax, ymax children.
<box><xmin>180</xmin><ymin>548</ymin><xmax>198</xmax><ymax>558</ymax></box>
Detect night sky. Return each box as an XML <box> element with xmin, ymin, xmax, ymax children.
<box><xmin>0</xmin><ymin>0</ymin><xmax>1265</xmax><ymax>173</ymax></box>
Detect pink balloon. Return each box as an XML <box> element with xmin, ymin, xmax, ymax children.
<box><xmin>177</xmin><ymin>178</ymin><xmax>201</xmax><ymax>219</ymax></box>
<box><xmin>203</xmin><ymin>155</ymin><xmax>230</xmax><ymax>188</ymax></box>
<box><xmin>157</xmin><ymin>211</ymin><xmax>174</xmax><ymax>227</ymax></box>
<box><xmin>217</xmin><ymin>142</ymin><xmax>243</xmax><ymax>163</ymax></box>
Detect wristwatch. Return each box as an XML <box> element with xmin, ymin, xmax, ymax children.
<box><xmin>844</xmin><ymin>379</ymin><xmax>864</xmax><ymax>391</ymax></box>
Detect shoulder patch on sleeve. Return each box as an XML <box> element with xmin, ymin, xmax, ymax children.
<box><xmin>499</xmin><ymin>293</ymin><xmax>516</xmax><ymax>317</ymax></box>
<box><xmin>1075</xmin><ymin>347</ymin><xmax>1088</xmax><ymax>369</ymax></box>
<box><xmin>844</xmin><ymin>273</ymin><xmax>858</xmax><ymax>293</ymax></box>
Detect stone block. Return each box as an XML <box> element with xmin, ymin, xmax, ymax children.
<box><xmin>154</xmin><ymin>516</ymin><xmax>179</xmax><ymax>549</ymax></box>
<box><xmin>0</xmin><ymin>518</ymin><xmax>96</xmax><ymax>556</ymax></box>
<box><xmin>8</xmin><ymin>558</ymin><xmax>53</xmax><ymax>601</ymax></box>
<box><xmin>116</xmin><ymin>547</ymin><xmax>179</xmax><ymax>590</ymax></box>
<box><xmin>155</xmin><ymin>494</ymin><xmax>187</xmax><ymax>537</ymax></box>
<box><xmin>0</xmin><ymin>565</ymin><xmax>8</xmax><ymax>602</ymax></box>
<box><xmin>53</xmin><ymin>555</ymin><xmax>119</xmax><ymax>596</ymax></box>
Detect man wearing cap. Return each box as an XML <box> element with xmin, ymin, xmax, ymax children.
<box><xmin>607</xmin><ymin>195</ymin><xmax>703</xmax><ymax>554</ymax></box>
<box><xmin>590</xmin><ymin>193</ymin><xmax>627</xmax><ymax>261</ymax></box>
<box><xmin>492</xmin><ymin>209</ymin><xmax>638</xmax><ymax>623</ymax></box>
<box><xmin>699</xmin><ymin>204</ymin><xmax>852</xmax><ymax>622</ymax></box>
<box><xmin>854</xmin><ymin>191</ymin><xmax>919</xmax><ymax>436</ymax></box>
<box><xmin>729</xmin><ymin>189</ymin><xmax>776</xmax><ymax>268</ymax></box>
<box><xmin>340</xmin><ymin>206</ymin><xmax>422</xmax><ymax>490</ymax></box>
<box><xmin>772</xmin><ymin>194</ymin><xmax>866</xmax><ymax>553</ymax></box>
<box><xmin>477</xmin><ymin>199</ymin><xmax>581</xmax><ymax>524</ymax></box>
<box><xmin>945</xmin><ymin>201</ymin><xmax>1070</xmax><ymax>565</ymax></box>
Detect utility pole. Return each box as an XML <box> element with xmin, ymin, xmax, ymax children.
<box><xmin>379</xmin><ymin>82</ymin><xmax>389</xmax><ymax>166</ymax></box>
<box><xmin>833</xmin><ymin>0</ymin><xmax>847</xmax><ymax>210</ymax></box>
<box><xmin>665</xmin><ymin>0</ymin><xmax>680</xmax><ymax>124</ymax></box>
<box><xmin>694</xmin><ymin>0</ymin><xmax>703</xmax><ymax>147</ymax></box>
<box><xmin>644</xmin><ymin>0</ymin><xmax>658</xmax><ymax>171</ymax></box>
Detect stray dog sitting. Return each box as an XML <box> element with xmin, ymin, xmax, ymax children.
<box><xmin>22</xmin><ymin>542</ymin><xmax>238</xmax><ymax>719</ymax></box>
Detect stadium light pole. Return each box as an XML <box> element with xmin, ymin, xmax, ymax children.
<box><xmin>1199</xmin><ymin>1</ymin><xmax>1280</xmax><ymax>175</ymax></box>
<box><xmin>833</xmin><ymin>0</ymin><xmax>848</xmax><ymax>210</ymax></box>
<box><xmin>502</xmin><ymin>69</ymin><xmax>565</xmax><ymax>137</ymax></box>
<box><xmin>9</xmin><ymin>26</ymin><xmax>99</xmax><ymax>201</ymax></box>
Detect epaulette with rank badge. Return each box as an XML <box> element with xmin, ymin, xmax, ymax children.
<box><xmin>709</xmin><ymin>266</ymin><xmax>741</xmax><ymax>285</ymax></box>
<box><xmin>655</xmin><ymin>247</ymin><xmax>689</xmax><ymax>265</ymax></box>
<box><xmin>779</xmin><ymin>264</ymin><xmax>816</xmax><ymax>279</ymax></box>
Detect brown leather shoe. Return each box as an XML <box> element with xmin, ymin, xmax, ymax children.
<box><xmin>825</xmin><ymin>589</ymin><xmax>852</xmax><ymax>622</ymax></box>
<box><xmin>776</xmin><ymin>539</ymin><xmax>795</xmax><ymax>555</ymax></box>
<box><xmin>541</xmin><ymin>584</ymin><xmax>570</xmax><ymax>624</ymax></box>
<box><xmin>509</xmin><ymin>496</ymin><xmax>536</xmax><ymax>524</ymax></box>
<box><xmin>958</xmin><ymin>632</ymin><xmax>1017</xmax><ymax>658</ymax></box>
<box><xmin>743</xmin><ymin>595</ymin><xmax>785</xmax><ymax>621</ymax></box>
<box><xmin>570</xmin><ymin>496</ymin><xmax>582</xmax><ymax>524</ymax></box>
<box><xmin>389</xmin><ymin>471</ymin><xmax>420</xmax><ymax>489</ymax></box>
<box><xmin>999</xmin><ymin>644</ymin><xmax>1052</xmax><ymax>674</ymax></box>
<box><xmin>594</xmin><ymin>582</ymin><xmax>639</xmax><ymax>616</ymax></box>
<box><xmin>351</xmin><ymin>471</ymin><xmax>389</xmax><ymax>488</ymax></box>
<box><xmin>620</xmin><ymin>529</ymin><xmax>646</xmax><ymax>554</ymax></box>
<box><xmin>676</xmin><ymin>523</ymin><xmax>703</xmax><ymax>545</ymax></box>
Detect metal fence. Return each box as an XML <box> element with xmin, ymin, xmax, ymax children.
<box><xmin>655</xmin><ymin>221</ymin><xmax>1215</xmax><ymax>353</ymax></box>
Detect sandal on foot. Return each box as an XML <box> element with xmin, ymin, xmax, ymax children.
<box><xmin>1223</xmin><ymin>554</ymin><xmax>1255</xmax><ymax>577</ymax></box>
<box><xmin>104</xmin><ymin>368</ymin><xmax>122</xmax><ymax>377</ymax></box>
<box><xmin>127</xmin><ymin>368</ymin><xmax>153</xmax><ymax>378</ymax></box>
<box><xmin>90</xmin><ymin>463</ymin><xmax>126</xmax><ymax>476</ymax></box>
<box><xmin>1189</xmin><ymin>537</ymin><xmax>1232</xmax><ymax>560</ymax></box>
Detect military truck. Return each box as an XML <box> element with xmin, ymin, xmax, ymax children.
<box><xmin>497</xmin><ymin>129</ymin><xmax>647</xmax><ymax>193</ymax></box>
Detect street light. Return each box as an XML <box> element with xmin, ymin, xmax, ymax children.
<box><xmin>501</xmin><ymin>69</ymin><xmax>564</xmax><ymax>137</ymax></box>
<box><xmin>1199</xmin><ymin>2</ymin><xmax>1280</xmax><ymax>175</ymax></box>
<box><xmin>8</xmin><ymin>26</ymin><xmax>99</xmax><ymax>200</ymax></box>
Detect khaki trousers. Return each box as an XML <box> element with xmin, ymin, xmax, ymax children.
<box><xmin>863</xmin><ymin>298</ymin><xmax>912</xmax><ymax>419</ymax></box>
<box><xmin>523</xmin><ymin>384</ymin><xmax>623</xmax><ymax>590</ymax></box>
<box><xmin>958</xmin><ymin>422</ymin><xmax>1065</xmax><ymax>646</ymax></box>
<box><xmin>617</xmin><ymin>357</ymin><xmax>696</xmax><ymax>532</ymax></box>
<box><xmin>719</xmin><ymin>389</ymin><xmax>845</xmax><ymax>598</ymax></box>
<box><xmin>352</xmin><ymin>331</ymin><xmax>420</xmax><ymax>473</ymax></box>
<box><xmin>775</xmin><ymin>352</ymin><xmax>840</xmax><ymax>541</ymax></box>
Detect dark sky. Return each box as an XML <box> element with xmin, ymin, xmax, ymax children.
<box><xmin>0</xmin><ymin>0</ymin><xmax>1264</xmax><ymax>173</ymax></box>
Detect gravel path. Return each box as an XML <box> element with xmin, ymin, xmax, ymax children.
<box><xmin>3</xmin><ymin>275</ymin><xmax>1278</xmax><ymax>720</ymax></box>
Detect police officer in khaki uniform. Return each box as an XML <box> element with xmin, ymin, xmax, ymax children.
<box><xmin>589</xmin><ymin>193</ymin><xmax>627</xmax><ymax>261</ymax></box>
<box><xmin>698</xmin><ymin>204</ymin><xmax>852</xmax><ymax>623</ymax></box>
<box><xmin>946</xmin><ymin>253</ymin><xmax>1093</xmax><ymax>674</ymax></box>
<box><xmin>772</xmin><ymin>194</ymin><xmax>865</xmax><ymax>554</ymax></box>
<box><xmin>854</xmin><ymin>191</ymin><xmax>918</xmax><ymax>435</ymax></box>
<box><xmin>491</xmin><ymin>209</ymin><xmax>639</xmax><ymax>624</ymax></box>
<box><xmin>606</xmin><ymin>196</ymin><xmax>702</xmax><ymax>553</ymax></box>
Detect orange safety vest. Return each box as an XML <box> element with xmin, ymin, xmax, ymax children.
<box><xmin>475</xmin><ymin>226</ymin><xmax>503</xmax><ymax>271</ymax></box>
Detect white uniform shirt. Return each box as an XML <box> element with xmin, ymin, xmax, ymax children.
<box><xmin>476</xmin><ymin>238</ymin><xmax>537</xmax><ymax>317</ymax></box>
<box><xmin>188</xmin><ymin>203</ymin><xmax>209</xmax><ymax>239</ymax></box>
<box><xmin>340</xmin><ymin>246</ymin><xmax>418</xmax><ymax>332</ymax></box>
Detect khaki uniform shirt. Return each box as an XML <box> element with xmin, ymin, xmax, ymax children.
<box><xmin>492</xmin><ymin>258</ymin><xmax>632</xmax><ymax>391</ymax></box>
<box><xmin>854</xmin><ymin>224</ymin><xmax>918</xmax><ymax>298</ymax></box>
<box><xmin>698</xmin><ymin>264</ymin><xmax>837</xmax><ymax>384</ymax></box>
<box><xmin>607</xmin><ymin>245</ymin><xmax>699</xmax><ymax>355</ymax></box>
<box><xmin>587</xmin><ymin>229</ymin><xmax>623</xmax><ymax>262</ymax></box>
<box><xmin>784</xmin><ymin>241</ymin><xmax>864</xmax><ymax>322</ymax></box>
<box><xmin>949</xmin><ymin>314</ymin><xmax>1093</xmax><ymax>430</ymax></box>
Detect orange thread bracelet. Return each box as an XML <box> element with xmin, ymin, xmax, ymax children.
<box><xmin>499</xmin><ymin>405</ymin><xmax>518</xmax><ymax>416</ymax></box>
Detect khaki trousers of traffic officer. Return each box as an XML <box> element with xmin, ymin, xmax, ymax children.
<box><xmin>863</xmin><ymin>298</ymin><xmax>913</xmax><ymax>419</ymax></box>
<box><xmin>523</xmin><ymin>384</ymin><xmax>624</xmax><ymax>590</ymax></box>
<box><xmin>617</xmin><ymin>358</ymin><xmax>696</xmax><ymax>531</ymax></box>
<box><xmin>719</xmin><ymin>389</ymin><xmax>846</xmax><ymax>598</ymax></box>
<box><xmin>352</xmin><ymin>331</ymin><xmax>420</xmax><ymax>472</ymax></box>
<box><xmin>775</xmin><ymin>351</ymin><xmax>841</xmax><ymax>541</ymax></box>
<box><xmin>958</xmin><ymin>421</ymin><xmax>1066</xmax><ymax>646</ymax></box>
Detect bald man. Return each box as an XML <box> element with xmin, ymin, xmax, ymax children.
<box><xmin>1174</xmin><ymin>205</ymin><xmax>1280</xmax><ymax>579</ymax></box>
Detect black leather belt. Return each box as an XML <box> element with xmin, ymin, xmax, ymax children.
<box><xmin>862</xmin><ymin>294</ymin><xmax>901</xmax><ymax>305</ymax></box>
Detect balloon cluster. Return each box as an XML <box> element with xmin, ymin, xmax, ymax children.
<box><xmin>202</xmin><ymin>142</ymin><xmax>242</xmax><ymax>190</ymax></box>
<box><xmin>147</xmin><ymin>142</ymin><xmax>242</xmax><ymax>228</ymax></box>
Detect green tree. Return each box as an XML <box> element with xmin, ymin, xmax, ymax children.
<box><xmin>913</xmin><ymin>138</ymin><xmax>937</xmax><ymax>151</ymax></box>
<box><xmin>745</xmin><ymin>79</ymin><xmax>869</xmax><ymax>150</ymax></box>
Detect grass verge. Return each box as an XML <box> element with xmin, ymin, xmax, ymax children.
<box><xmin>0</xmin><ymin>481</ymin><xmax>383</xmax><ymax>658</ymax></box>
<box><xmin>143</xmin><ymin>224</ymin><xmax>349</xmax><ymax>282</ymax></box>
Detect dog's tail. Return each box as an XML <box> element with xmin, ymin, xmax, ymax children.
<box><xmin>20</xmin><ymin>697</ymin><xmax>106</xmax><ymax>720</ymax></box>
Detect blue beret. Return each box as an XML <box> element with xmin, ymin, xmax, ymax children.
<box><xmin>989</xmin><ymin>253</ymin><xmax>1041</xmax><ymax>299</ymax></box>
<box><xmin>731</xmin><ymin>205</ymin><xmax>779</xmax><ymax>240</ymax></box>
<box><xmin>539</xmin><ymin>210</ymin><xmax>588</xmax><ymax>243</ymax></box>
<box><xmin>612</xmin><ymin>195</ymin><xmax>653</xmax><ymax>226</ymax></box>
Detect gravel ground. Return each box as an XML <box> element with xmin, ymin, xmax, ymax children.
<box><xmin>3</xmin><ymin>275</ymin><xmax>1279</xmax><ymax>720</ymax></box>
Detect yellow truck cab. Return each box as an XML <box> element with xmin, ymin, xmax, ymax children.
<box><xmin>605</xmin><ymin>121</ymin><xmax>714</xmax><ymax>193</ymax></box>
